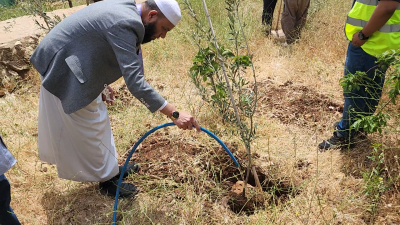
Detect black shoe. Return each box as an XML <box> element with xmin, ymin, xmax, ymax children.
<box><xmin>99</xmin><ymin>176</ymin><xmax>139</xmax><ymax>198</ymax></box>
<box><xmin>333</xmin><ymin>121</ymin><xmax>367</xmax><ymax>139</ymax></box>
<box><xmin>333</xmin><ymin>121</ymin><xmax>340</xmax><ymax>130</ymax></box>
<box><xmin>318</xmin><ymin>132</ymin><xmax>351</xmax><ymax>150</ymax></box>
<box><xmin>118</xmin><ymin>163</ymin><xmax>140</xmax><ymax>179</ymax></box>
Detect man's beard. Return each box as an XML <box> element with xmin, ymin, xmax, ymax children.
<box><xmin>142</xmin><ymin>21</ymin><xmax>157</xmax><ymax>44</ymax></box>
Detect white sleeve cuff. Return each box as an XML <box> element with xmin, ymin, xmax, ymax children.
<box><xmin>157</xmin><ymin>100</ymin><xmax>168</xmax><ymax>111</ymax></box>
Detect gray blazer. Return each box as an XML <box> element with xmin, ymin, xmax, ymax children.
<box><xmin>30</xmin><ymin>0</ymin><xmax>165</xmax><ymax>114</ymax></box>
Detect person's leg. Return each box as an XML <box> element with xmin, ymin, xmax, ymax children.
<box><xmin>0</xmin><ymin>174</ymin><xmax>20</xmax><ymax>225</ymax></box>
<box><xmin>281</xmin><ymin>0</ymin><xmax>298</xmax><ymax>44</ymax></box>
<box><xmin>38</xmin><ymin>86</ymin><xmax>138</xmax><ymax>197</ymax></box>
<box><xmin>364</xmin><ymin>66</ymin><xmax>386</xmax><ymax>115</ymax></box>
<box><xmin>292</xmin><ymin>0</ymin><xmax>310</xmax><ymax>41</ymax></box>
<box><xmin>338</xmin><ymin>43</ymin><xmax>385</xmax><ymax>138</ymax></box>
<box><xmin>262</xmin><ymin>0</ymin><xmax>278</xmax><ymax>26</ymax></box>
<box><xmin>319</xmin><ymin>43</ymin><xmax>385</xmax><ymax>150</ymax></box>
<box><xmin>38</xmin><ymin>86</ymin><xmax>119</xmax><ymax>182</ymax></box>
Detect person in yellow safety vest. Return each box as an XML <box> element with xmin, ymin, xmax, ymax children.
<box><xmin>319</xmin><ymin>0</ymin><xmax>400</xmax><ymax>150</ymax></box>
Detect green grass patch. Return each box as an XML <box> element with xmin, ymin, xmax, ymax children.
<box><xmin>0</xmin><ymin>4</ymin><xmax>25</xmax><ymax>21</ymax></box>
<box><xmin>0</xmin><ymin>0</ymin><xmax>87</xmax><ymax>21</ymax></box>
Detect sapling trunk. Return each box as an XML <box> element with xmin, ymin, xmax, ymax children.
<box><xmin>232</xmin><ymin>0</ymin><xmax>260</xmax><ymax>192</ymax></box>
<box><xmin>200</xmin><ymin>0</ymin><xmax>259</xmax><ymax>196</ymax></box>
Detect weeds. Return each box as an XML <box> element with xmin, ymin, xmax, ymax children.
<box><xmin>362</xmin><ymin>144</ymin><xmax>390</xmax><ymax>221</ymax></box>
<box><xmin>0</xmin><ymin>3</ymin><xmax>25</xmax><ymax>21</ymax></box>
<box><xmin>22</xmin><ymin>0</ymin><xmax>64</xmax><ymax>31</ymax></box>
<box><xmin>4</xmin><ymin>0</ymin><xmax>400</xmax><ymax>223</ymax></box>
<box><xmin>340</xmin><ymin>48</ymin><xmax>400</xmax><ymax>223</ymax></box>
<box><xmin>0</xmin><ymin>0</ymin><xmax>86</xmax><ymax>22</ymax></box>
<box><xmin>341</xmin><ymin>48</ymin><xmax>400</xmax><ymax>136</ymax></box>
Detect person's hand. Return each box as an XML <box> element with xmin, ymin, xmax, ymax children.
<box><xmin>352</xmin><ymin>32</ymin><xmax>368</xmax><ymax>47</ymax></box>
<box><xmin>101</xmin><ymin>85</ymin><xmax>115</xmax><ymax>105</ymax></box>
<box><xmin>173</xmin><ymin>111</ymin><xmax>201</xmax><ymax>132</ymax></box>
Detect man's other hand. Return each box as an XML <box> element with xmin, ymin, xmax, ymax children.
<box><xmin>102</xmin><ymin>85</ymin><xmax>115</xmax><ymax>105</ymax></box>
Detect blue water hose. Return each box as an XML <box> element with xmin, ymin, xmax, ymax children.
<box><xmin>112</xmin><ymin>122</ymin><xmax>240</xmax><ymax>224</ymax></box>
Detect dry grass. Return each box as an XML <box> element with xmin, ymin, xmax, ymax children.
<box><xmin>2</xmin><ymin>0</ymin><xmax>400</xmax><ymax>224</ymax></box>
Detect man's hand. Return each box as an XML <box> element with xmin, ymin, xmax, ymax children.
<box><xmin>173</xmin><ymin>111</ymin><xmax>201</xmax><ymax>132</ymax></box>
<box><xmin>352</xmin><ymin>31</ymin><xmax>368</xmax><ymax>47</ymax></box>
<box><xmin>101</xmin><ymin>85</ymin><xmax>115</xmax><ymax>105</ymax></box>
<box><xmin>160</xmin><ymin>103</ymin><xmax>201</xmax><ymax>131</ymax></box>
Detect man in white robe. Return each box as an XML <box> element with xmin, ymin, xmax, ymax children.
<box><xmin>31</xmin><ymin>0</ymin><xmax>200</xmax><ymax>197</ymax></box>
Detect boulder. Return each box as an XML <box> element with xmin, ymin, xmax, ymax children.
<box><xmin>0</xmin><ymin>35</ymin><xmax>40</xmax><ymax>95</ymax></box>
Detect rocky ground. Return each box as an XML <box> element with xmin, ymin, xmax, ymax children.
<box><xmin>0</xmin><ymin>5</ymin><xmax>85</xmax><ymax>95</ymax></box>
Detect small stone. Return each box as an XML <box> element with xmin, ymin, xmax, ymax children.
<box><xmin>6</xmin><ymin>61</ymin><xmax>28</xmax><ymax>71</ymax></box>
<box><xmin>7</xmin><ymin>70</ymin><xmax>19</xmax><ymax>77</ymax></box>
<box><xmin>14</xmin><ymin>41</ymin><xmax>22</xmax><ymax>47</ymax></box>
<box><xmin>230</xmin><ymin>181</ymin><xmax>254</xmax><ymax>195</ymax></box>
<box><xmin>12</xmin><ymin>41</ymin><xmax>24</xmax><ymax>58</ymax></box>
<box><xmin>28</xmin><ymin>36</ymin><xmax>38</xmax><ymax>45</ymax></box>
<box><xmin>1</xmin><ymin>69</ymin><xmax>7</xmax><ymax>77</ymax></box>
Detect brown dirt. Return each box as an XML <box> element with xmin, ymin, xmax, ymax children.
<box><xmin>257</xmin><ymin>79</ymin><xmax>343</xmax><ymax>129</ymax></box>
<box><xmin>119</xmin><ymin>131</ymin><xmax>301</xmax><ymax>215</ymax></box>
<box><xmin>4</xmin><ymin>0</ymin><xmax>399</xmax><ymax>223</ymax></box>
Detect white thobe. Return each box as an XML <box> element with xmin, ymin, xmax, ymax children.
<box><xmin>38</xmin><ymin>87</ymin><xmax>119</xmax><ymax>182</ymax></box>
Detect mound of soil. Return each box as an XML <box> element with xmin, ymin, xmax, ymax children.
<box><xmin>257</xmin><ymin>79</ymin><xmax>343</xmax><ymax>128</ymax></box>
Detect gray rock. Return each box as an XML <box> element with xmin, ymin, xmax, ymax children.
<box><xmin>5</xmin><ymin>60</ymin><xmax>29</xmax><ymax>71</ymax></box>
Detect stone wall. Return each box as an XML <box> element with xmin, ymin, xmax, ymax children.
<box><xmin>0</xmin><ymin>35</ymin><xmax>40</xmax><ymax>96</ymax></box>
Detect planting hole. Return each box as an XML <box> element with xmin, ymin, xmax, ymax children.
<box><xmin>126</xmin><ymin>133</ymin><xmax>300</xmax><ymax>215</ymax></box>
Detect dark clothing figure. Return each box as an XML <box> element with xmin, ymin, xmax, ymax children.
<box><xmin>262</xmin><ymin>0</ymin><xmax>278</xmax><ymax>26</ymax></box>
<box><xmin>0</xmin><ymin>175</ymin><xmax>20</xmax><ymax>225</ymax></box>
<box><xmin>281</xmin><ymin>0</ymin><xmax>310</xmax><ymax>44</ymax></box>
<box><xmin>0</xmin><ymin>135</ymin><xmax>20</xmax><ymax>225</ymax></box>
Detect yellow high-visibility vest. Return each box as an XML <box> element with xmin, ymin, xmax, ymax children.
<box><xmin>345</xmin><ymin>0</ymin><xmax>400</xmax><ymax>56</ymax></box>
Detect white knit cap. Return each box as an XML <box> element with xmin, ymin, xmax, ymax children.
<box><xmin>154</xmin><ymin>0</ymin><xmax>181</xmax><ymax>26</ymax></box>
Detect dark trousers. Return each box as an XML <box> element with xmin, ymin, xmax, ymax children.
<box><xmin>262</xmin><ymin>0</ymin><xmax>278</xmax><ymax>26</ymax></box>
<box><xmin>338</xmin><ymin>43</ymin><xmax>386</xmax><ymax>138</ymax></box>
<box><xmin>281</xmin><ymin>0</ymin><xmax>310</xmax><ymax>44</ymax></box>
<box><xmin>0</xmin><ymin>174</ymin><xmax>20</xmax><ymax>225</ymax></box>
